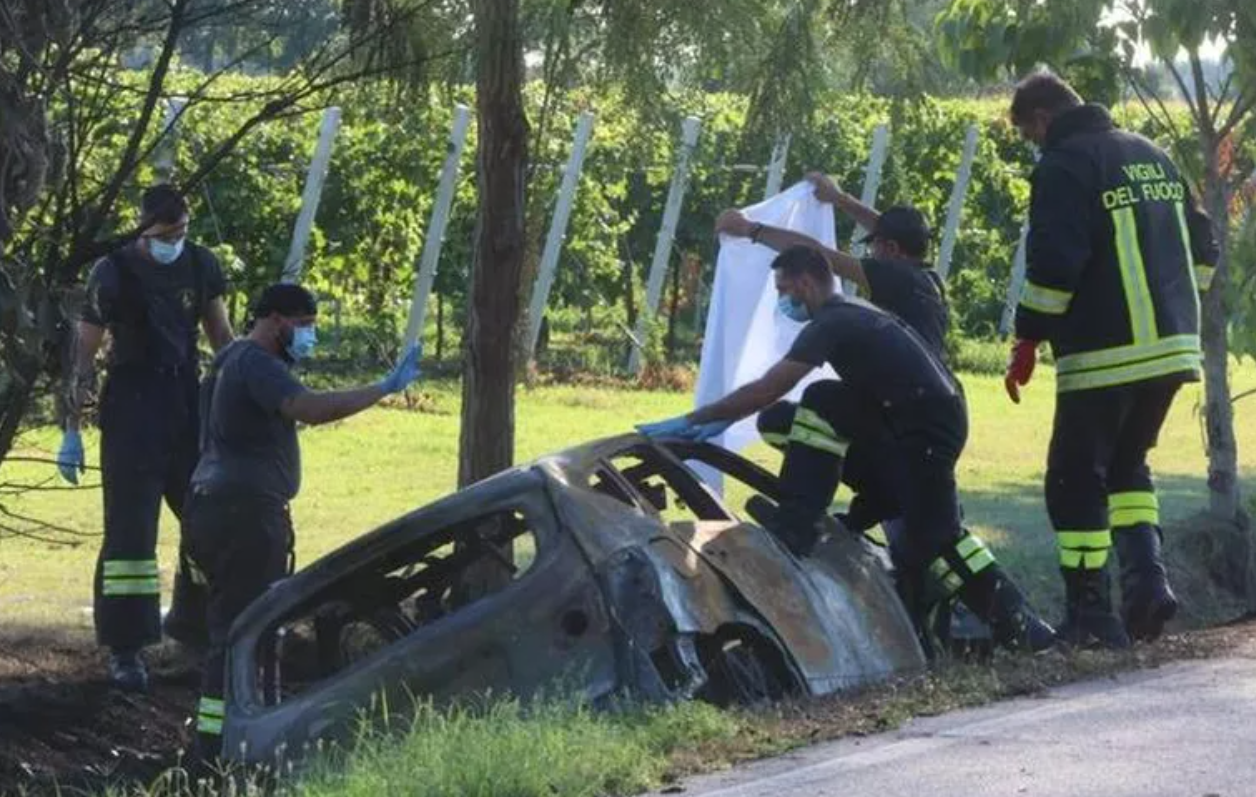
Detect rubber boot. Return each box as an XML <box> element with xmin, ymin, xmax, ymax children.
<box><xmin>955</xmin><ymin>564</ymin><xmax>1056</xmax><ymax>654</ymax></box>
<box><xmin>746</xmin><ymin>495</ymin><xmax>824</xmax><ymax>558</ymax></box>
<box><xmin>1114</xmin><ymin>524</ymin><xmax>1178</xmax><ymax>642</ymax></box>
<box><xmin>108</xmin><ymin>648</ymin><xmax>149</xmax><ymax>693</ymax></box>
<box><xmin>1056</xmin><ymin>567</ymin><xmax>1131</xmax><ymax>650</ymax></box>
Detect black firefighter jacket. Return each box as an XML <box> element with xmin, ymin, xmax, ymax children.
<box><xmin>1015</xmin><ymin>104</ymin><xmax>1219</xmax><ymax>393</ymax></box>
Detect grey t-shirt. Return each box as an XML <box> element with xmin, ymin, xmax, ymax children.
<box><xmin>192</xmin><ymin>340</ymin><xmax>306</xmax><ymax>500</ymax></box>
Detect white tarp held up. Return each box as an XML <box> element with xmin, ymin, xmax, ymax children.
<box><xmin>694</xmin><ymin>180</ymin><xmax>841</xmax><ymax>455</ymax></box>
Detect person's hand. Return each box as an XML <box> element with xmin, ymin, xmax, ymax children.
<box><xmin>57</xmin><ymin>429</ymin><xmax>85</xmax><ymax>485</ymax></box>
<box><xmin>1004</xmin><ymin>339</ymin><xmax>1038</xmax><ymax>404</ymax></box>
<box><xmin>806</xmin><ymin>172</ymin><xmax>843</xmax><ymax>204</ymax></box>
<box><xmin>380</xmin><ymin>343</ymin><xmax>422</xmax><ymax>394</ymax></box>
<box><xmin>636</xmin><ymin>415</ymin><xmax>697</xmax><ymax>439</ymax></box>
<box><xmin>690</xmin><ymin>419</ymin><xmax>732</xmax><ymax>442</ymax></box>
<box><xmin>715</xmin><ymin>209</ymin><xmax>755</xmax><ymax>238</ymax></box>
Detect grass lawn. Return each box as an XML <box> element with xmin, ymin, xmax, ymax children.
<box><xmin>2</xmin><ymin>362</ymin><xmax>1254</xmax><ymax>631</ymax></box>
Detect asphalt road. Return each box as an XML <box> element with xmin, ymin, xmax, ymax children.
<box><xmin>662</xmin><ymin>656</ymin><xmax>1256</xmax><ymax>797</ymax></box>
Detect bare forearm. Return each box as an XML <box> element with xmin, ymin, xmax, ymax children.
<box><xmin>288</xmin><ymin>384</ymin><xmax>386</xmax><ymax>426</ymax></box>
<box><xmin>690</xmin><ymin>381</ymin><xmax>778</xmax><ymax>424</ymax></box>
<box><xmin>835</xmin><ymin>192</ymin><xmax>880</xmax><ymax>233</ymax></box>
<box><xmin>756</xmin><ymin>224</ymin><xmax>868</xmax><ymax>293</ymax></box>
<box><xmin>66</xmin><ymin>324</ymin><xmax>104</xmax><ymax>429</ymax></box>
<box><xmin>755</xmin><ymin>225</ymin><xmax>828</xmax><ymax>255</ymax></box>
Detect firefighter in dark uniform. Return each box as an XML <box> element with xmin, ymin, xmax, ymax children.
<box><xmin>57</xmin><ymin>185</ymin><xmax>234</xmax><ymax>691</ymax></box>
<box><xmin>1004</xmin><ymin>73</ymin><xmax>1219</xmax><ymax>648</ymax></box>
<box><xmin>638</xmin><ymin>245</ymin><xmax>1055</xmax><ymax>654</ymax></box>
<box><xmin>185</xmin><ymin>284</ymin><xmax>420</xmax><ymax>760</ymax></box>
<box><xmin>715</xmin><ymin>179</ymin><xmax>949</xmax><ymax>540</ymax></box>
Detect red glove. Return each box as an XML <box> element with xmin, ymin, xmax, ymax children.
<box><xmin>1004</xmin><ymin>339</ymin><xmax>1038</xmax><ymax>404</ymax></box>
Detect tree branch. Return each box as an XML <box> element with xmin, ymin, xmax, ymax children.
<box><xmin>1219</xmin><ymin>87</ymin><xmax>1256</xmax><ymax>140</ymax></box>
<box><xmin>72</xmin><ymin>0</ymin><xmax>191</xmax><ymax>255</ymax></box>
<box><xmin>1186</xmin><ymin>48</ymin><xmax>1216</xmax><ymax>136</ymax></box>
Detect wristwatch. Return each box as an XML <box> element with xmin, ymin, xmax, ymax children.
<box><xmin>749</xmin><ymin>222</ymin><xmax>764</xmax><ymax>243</ymax></box>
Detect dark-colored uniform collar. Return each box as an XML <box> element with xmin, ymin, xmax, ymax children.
<box><xmin>1045</xmin><ymin>103</ymin><xmax>1115</xmax><ymax>148</ymax></box>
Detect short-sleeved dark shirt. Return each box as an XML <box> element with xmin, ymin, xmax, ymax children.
<box><xmin>787</xmin><ymin>295</ymin><xmax>959</xmax><ymax>409</ymax></box>
<box><xmin>861</xmin><ymin>257</ymin><xmax>949</xmax><ymax>358</ymax></box>
<box><xmin>82</xmin><ymin>241</ymin><xmax>226</xmax><ymax>369</ymax></box>
<box><xmin>191</xmin><ymin>340</ymin><xmax>307</xmax><ymax>501</ymax></box>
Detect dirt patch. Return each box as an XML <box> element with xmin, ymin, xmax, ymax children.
<box><xmin>0</xmin><ymin>627</ymin><xmax>199</xmax><ymax>796</ymax></box>
<box><xmin>662</xmin><ymin>618</ymin><xmax>1256</xmax><ymax>782</ymax></box>
<box><xmin>3</xmin><ymin>620</ymin><xmax>1254</xmax><ymax>796</ymax></box>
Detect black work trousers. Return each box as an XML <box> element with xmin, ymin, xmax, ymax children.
<box><xmin>184</xmin><ymin>486</ymin><xmax>293</xmax><ymax>760</ymax></box>
<box><xmin>94</xmin><ymin>366</ymin><xmax>206</xmax><ymax>650</ymax></box>
<box><xmin>761</xmin><ymin>380</ymin><xmax>969</xmax><ymax>573</ymax></box>
<box><xmin>1045</xmin><ymin>378</ymin><xmax>1183</xmax><ymax>570</ymax></box>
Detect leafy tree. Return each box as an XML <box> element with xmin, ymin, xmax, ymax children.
<box><xmin>937</xmin><ymin>0</ymin><xmax>1256</xmax><ymax>528</ymax></box>
<box><xmin>0</xmin><ymin>0</ymin><xmax>425</xmax><ymax>526</ymax></box>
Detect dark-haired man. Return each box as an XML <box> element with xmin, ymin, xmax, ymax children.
<box><xmin>187</xmin><ymin>283</ymin><xmax>421</xmax><ymax>760</ymax></box>
<box><xmin>1004</xmin><ymin>71</ymin><xmax>1219</xmax><ymax>648</ymax></box>
<box><xmin>638</xmin><ymin>246</ymin><xmax>1054</xmax><ymax>655</ymax></box>
<box><xmin>715</xmin><ymin>175</ymin><xmax>951</xmax><ymax>538</ymax></box>
<box><xmin>58</xmin><ymin>184</ymin><xmax>234</xmax><ymax>690</ymax></box>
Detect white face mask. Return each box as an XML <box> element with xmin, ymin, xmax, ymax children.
<box><xmin>148</xmin><ymin>237</ymin><xmax>185</xmax><ymax>264</ymax></box>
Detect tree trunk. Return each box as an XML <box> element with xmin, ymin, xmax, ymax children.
<box><xmin>457</xmin><ymin>0</ymin><xmax>528</xmax><ymax>493</ymax></box>
<box><xmin>1200</xmin><ymin>142</ymin><xmax>1241</xmax><ymax>521</ymax></box>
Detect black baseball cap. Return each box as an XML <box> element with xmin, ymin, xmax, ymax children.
<box><xmin>252</xmin><ymin>283</ymin><xmax>318</xmax><ymax>320</ymax></box>
<box><xmin>859</xmin><ymin>205</ymin><xmax>932</xmax><ymax>257</ymax></box>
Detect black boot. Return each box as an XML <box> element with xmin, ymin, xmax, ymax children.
<box><xmin>746</xmin><ymin>495</ymin><xmax>824</xmax><ymax>557</ymax></box>
<box><xmin>1056</xmin><ymin>567</ymin><xmax>1131</xmax><ymax>650</ymax></box>
<box><xmin>955</xmin><ymin>564</ymin><xmax>1056</xmax><ymax>654</ymax></box>
<box><xmin>108</xmin><ymin>648</ymin><xmax>150</xmax><ymax>692</ymax></box>
<box><xmin>1114</xmin><ymin>524</ymin><xmax>1178</xmax><ymax>642</ymax></box>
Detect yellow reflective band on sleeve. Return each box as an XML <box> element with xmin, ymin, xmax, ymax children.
<box><xmin>788</xmin><ymin>407</ymin><xmax>850</xmax><ymax>457</ymax></box>
<box><xmin>1111</xmin><ymin>206</ymin><xmax>1159</xmax><ymax>345</ymax></box>
<box><xmin>103</xmin><ymin>560</ymin><xmax>159</xmax><ymax>577</ymax></box>
<box><xmin>928</xmin><ymin>557</ymin><xmax>963</xmax><ymax>596</ymax></box>
<box><xmin>1109</xmin><ymin>491</ymin><xmax>1160</xmax><ymax>527</ymax></box>
<box><xmin>1056</xmin><ymin>351</ymin><xmax>1201</xmax><ymax>392</ymax></box>
<box><xmin>1019</xmin><ymin>281</ymin><xmax>1073</xmax><ymax>315</ymax></box>
<box><xmin>102</xmin><ymin>577</ymin><xmax>162</xmax><ymax>596</ymax></box>
<box><xmin>1058</xmin><ymin>529</ymin><xmax>1112</xmax><ymax>570</ymax></box>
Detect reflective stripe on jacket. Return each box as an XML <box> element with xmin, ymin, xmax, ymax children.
<box><xmin>1015</xmin><ymin>104</ymin><xmax>1220</xmax><ymax>393</ymax></box>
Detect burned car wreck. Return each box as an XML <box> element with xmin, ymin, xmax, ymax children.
<box><xmin>219</xmin><ymin>435</ymin><xmax>926</xmax><ymax>764</ymax></box>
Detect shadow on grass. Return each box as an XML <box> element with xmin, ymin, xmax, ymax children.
<box><xmin>956</xmin><ymin>469</ymin><xmax>1253</xmax><ymax>627</ymax></box>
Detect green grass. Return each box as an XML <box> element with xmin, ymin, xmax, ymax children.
<box><xmin>2</xmin><ymin>363</ymin><xmax>1254</xmax><ymax>632</ymax></box>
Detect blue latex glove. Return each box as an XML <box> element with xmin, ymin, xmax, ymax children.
<box><xmin>380</xmin><ymin>343</ymin><xmax>422</xmax><ymax>394</ymax></box>
<box><xmin>635</xmin><ymin>415</ymin><xmax>696</xmax><ymax>439</ymax></box>
<box><xmin>57</xmin><ymin>429</ymin><xmax>85</xmax><ymax>485</ymax></box>
<box><xmin>690</xmin><ymin>419</ymin><xmax>732</xmax><ymax>442</ymax></box>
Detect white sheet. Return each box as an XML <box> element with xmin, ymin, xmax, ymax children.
<box><xmin>694</xmin><ymin>180</ymin><xmax>841</xmax><ymax>457</ymax></box>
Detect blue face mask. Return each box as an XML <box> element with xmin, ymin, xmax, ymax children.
<box><xmin>777</xmin><ymin>295</ymin><xmax>811</xmax><ymax>323</ymax></box>
<box><xmin>148</xmin><ymin>237</ymin><xmax>185</xmax><ymax>264</ymax></box>
<box><xmin>286</xmin><ymin>324</ymin><xmax>317</xmax><ymax>361</ymax></box>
